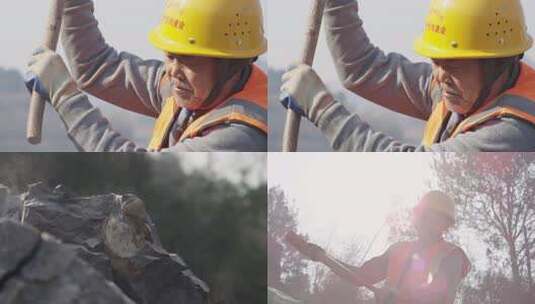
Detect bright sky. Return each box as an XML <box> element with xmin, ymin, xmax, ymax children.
<box><xmin>268</xmin><ymin>153</ymin><xmax>435</xmax><ymax>258</ymax></box>
<box><xmin>267</xmin><ymin>0</ymin><xmax>535</xmax><ymax>90</ymax></box>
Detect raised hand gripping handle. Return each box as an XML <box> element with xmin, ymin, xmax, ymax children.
<box><xmin>284</xmin><ymin>231</ymin><xmax>380</xmax><ymax>294</ymax></box>
<box><xmin>285</xmin><ymin>231</ymin><xmax>326</xmax><ymax>262</ymax></box>
<box><xmin>27</xmin><ymin>0</ymin><xmax>64</xmax><ymax>144</ymax></box>
<box><xmin>281</xmin><ymin>0</ymin><xmax>326</xmax><ymax>152</ymax></box>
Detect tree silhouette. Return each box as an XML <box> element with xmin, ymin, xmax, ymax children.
<box><xmin>268</xmin><ymin>186</ymin><xmax>310</xmax><ymax>299</ymax></box>
<box><xmin>432</xmin><ymin>153</ymin><xmax>535</xmax><ymax>301</ymax></box>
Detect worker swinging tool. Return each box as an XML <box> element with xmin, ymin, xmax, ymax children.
<box><xmin>24</xmin><ymin>0</ymin><xmax>267</xmax><ymax>152</ymax></box>
<box><xmin>281</xmin><ymin>0</ymin><xmax>535</xmax><ymax>152</ymax></box>
<box><xmin>285</xmin><ymin>191</ymin><xmax>471</xmax><ymax>304</ymax></box>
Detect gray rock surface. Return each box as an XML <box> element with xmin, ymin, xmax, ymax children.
<box><xmin>0</xmin><ymin>183</ymin><xmax>208</xmax><ymax>304</ymax></box>
<box><xmin>0</xmin><ymin>219</ymin><xmax>135</xmax><ymax>304</ymax></box>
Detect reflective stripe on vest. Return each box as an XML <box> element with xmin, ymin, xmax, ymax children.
<box><xmin>385</xmin><ymin>241</ymin><xmax>470</xmax><ymax>304</ymax></box>
<box><xmin>147</xmin><ymin>65</ymin><xmax>267</xmax><ymax>151</ymax></box>
<box><xmin>179</xmin><ymin>98</ymin><xmax>267</xmax><ymax>141</ymax></box>
<box><xmin>422</xmin><ymin>63</ymin><xmax>535</xmax><ymax>147</ymax></box>
<box><xmin>147</xmin><ymin>98</ymin><xmax>181</xmax><ymax>150</ymax></box>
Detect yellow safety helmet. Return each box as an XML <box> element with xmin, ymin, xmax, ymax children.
<box><xmin>149</xmin><ymin>0</ymin><xmax>267</xmax><ymax>59</ymax></box>
<box><xmin>414</xmin><ymin>191</ymin><xmax>456</xmax><ymax>224</ymax></box>
<box><xmin>414</xmin><ymin>0</ymin><xmax>533</xmax><ymax>59</ymax></box>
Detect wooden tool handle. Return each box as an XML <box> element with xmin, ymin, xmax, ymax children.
<box><xmin>285</xmin><ymin>231</ymin><xmax>379</xmax><ymax>293</ymax></box>
<box><xmin>27</xmin><ymin>0</ymin><xmax>64</xmax><ymax>144</ymax></box>
<box><xmin>321</xmin><ymin>254</ymin><xmax>379</xmax><ymax>293</ymax></box>
<box><xmin>281</xmin><ymin>0</ymin><xmax>326</xmax><ymax>152</ymax></box>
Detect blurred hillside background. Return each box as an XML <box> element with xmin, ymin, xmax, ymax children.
<box><xmin>268</xmin><ymin>153</ymin><xmax>535</xmax><ymax>303</ymax></box>
<box><xmin>0</xmin><ymin>153</ymin><xmax>267</xmax><ymax>304</ymax></box>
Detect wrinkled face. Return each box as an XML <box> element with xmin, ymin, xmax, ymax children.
<box><xmin>413</xmin><ymin>209</ymin><xmax>451</xmax><ymax>240</ymax></box>
<box><xmin>164</xmin><ymin>53</ymin><xmax>218</xmax><ymax>110</ymax></box>
<box><xmin>432</xmin><ymin>59</ymin><xmax>485</xmax><ymax>114</ymax></box>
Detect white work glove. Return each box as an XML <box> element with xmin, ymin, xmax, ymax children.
<box><xmin>25</xmin><ymin>47</ymin><xmax>80</xmax><ymax>109</ymax></box>
<box><xmin>280</xmin><ymin>64</ymin><xmax>336</xmax><ymax>124</ymax></box>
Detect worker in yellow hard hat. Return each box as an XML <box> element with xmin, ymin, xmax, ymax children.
<box><xmin>292</xmin><ymin>191</ymin><xmax>471</xmax><ymax>304</ymax></box>
<box><xmin>25</xmin><ymin>0</ymin><xmax>267</xmax><ymax>152</ymax></box>
<box><xmin>280</xmin><ymin>0</ymin><xmax>535</xmax><ymax>152</ymax></box>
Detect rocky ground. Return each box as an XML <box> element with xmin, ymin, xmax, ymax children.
<box><xmin>0</xmin><ymin>183</ymin><xmax>209</xmax><ymax>304</ymax></box>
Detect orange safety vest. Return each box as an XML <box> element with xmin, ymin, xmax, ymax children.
<box><xmin>385</xmin><ymin>240</ymin><xmax>470</xmax><ymax>304</ymax></box>
<box><xmin>422</xmin><ymin>62</ymin><xmax>535</xmax><ymax>147</ymax></box>
<box><xmin>148</xmin><ymin>65</ymin><xmax>268</xmax><ymax>151</ymax></box>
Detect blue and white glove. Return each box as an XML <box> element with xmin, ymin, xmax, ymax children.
<box><xmin>25</xmin><ymin>47</ymin><xmax>79</xmax><ymax>109</ymax></box>
<box><xmin>280</xmin><ymin>64</ymin><xmax>336</xmax><ymax>123</ymax></box>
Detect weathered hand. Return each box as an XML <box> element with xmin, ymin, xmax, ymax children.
<box><xmin>280</xmin><ymin>64</ymin><xmax>336</xmax><ymax>123</ymax></box>
<box><xmin>285</xmin><ymin>231</ymin><xmax>327</xmax><ymax>262</ymax></box>
<box><xmin>25</xmin><ymin>47</ymin><xmax>79</xmax><ymax>108</ymax></box>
